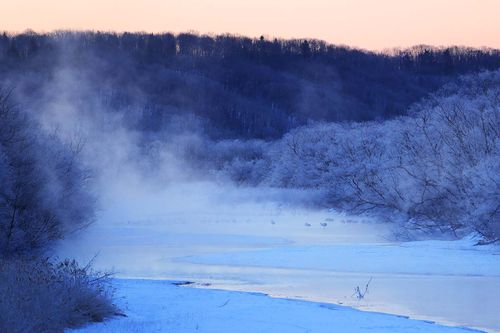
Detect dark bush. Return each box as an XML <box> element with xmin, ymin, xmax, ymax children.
<box><xmin>0</xmin><ymin>257</ymin><xmax>118</xmax><ymax>333</ymax></box>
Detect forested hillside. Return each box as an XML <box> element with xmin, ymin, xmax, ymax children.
<box><xmin>1</xmin><ymin>31</ymin><xmax>500</xmax><ymax>138</ymax></box>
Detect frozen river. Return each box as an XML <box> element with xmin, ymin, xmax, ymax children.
<box><xmin>56</xmin><ymin>182</ymin><xmax>500</xmax><ymax>333</ymax></box>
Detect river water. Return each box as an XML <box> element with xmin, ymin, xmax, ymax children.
<box><xmin>55</xmin><ymin>182</ymin><xmax>500</xmax><ymax>332</ymax></box>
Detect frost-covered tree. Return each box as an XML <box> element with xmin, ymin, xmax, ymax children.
<box><xmin>397</xmin><ymin>71</ymin><xmax>500</xmax><ymax>240</ymax></box>
<box><xmin>221</xmin><ymin>70</ymin><xmax>500</xmax><ymax>242</ymax></box>
<box><xmin>0</xmin><ymin>91</ymin><xmax>94</xmax><ymax>255</ymax></box>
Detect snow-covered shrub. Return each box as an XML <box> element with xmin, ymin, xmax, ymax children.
<box><xmin>0</xmin><ymin>257</ymin><xmax>117</xmax><ymax>333</ymax></box>
<box><xmin>214</xmin><ymin>139</ymin><xmax>271</xmax><ymax>184</ymax></box>
<box><xmin>0</xmin><ymin>92</ymin><xmax>95</xmax><ymax>255</ymax></box>
<box><xmin>267</xmin><ymin>123</ymin><xmax>343</xmax><ymax>189</ymax></box>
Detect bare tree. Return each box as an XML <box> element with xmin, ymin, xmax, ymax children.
<box><xmin>0</xmin><ymin>91</ymin><xmax>95</xmax><ymax>255</ymax></box>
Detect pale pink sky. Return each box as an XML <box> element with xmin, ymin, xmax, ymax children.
<box><xmin>2</xmin><ymin>0</ymin><xmax>500</xmax><ymax>50</ymax></box>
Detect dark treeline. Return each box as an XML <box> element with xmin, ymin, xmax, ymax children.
<box><xmin>1</xmin><ymin>31</ymin><xmax>500</xmax><ymax>139</ymax></box>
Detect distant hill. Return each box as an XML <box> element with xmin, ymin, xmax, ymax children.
<box><xmin>1</xmin><ymin>31</ymin><xmax>499</xmax><ymax>139</ymax></box>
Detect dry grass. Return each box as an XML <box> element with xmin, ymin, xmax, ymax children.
<box><xmin>0</xmin><ymin>257</ymin><xmax>119</xmax><ymax>333</ymax></box>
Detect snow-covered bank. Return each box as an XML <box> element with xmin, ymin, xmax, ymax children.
<box><xmin>70</xmin><ymin>279</ymin><xmax>481</xmax><ymax>333</ymax></box>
